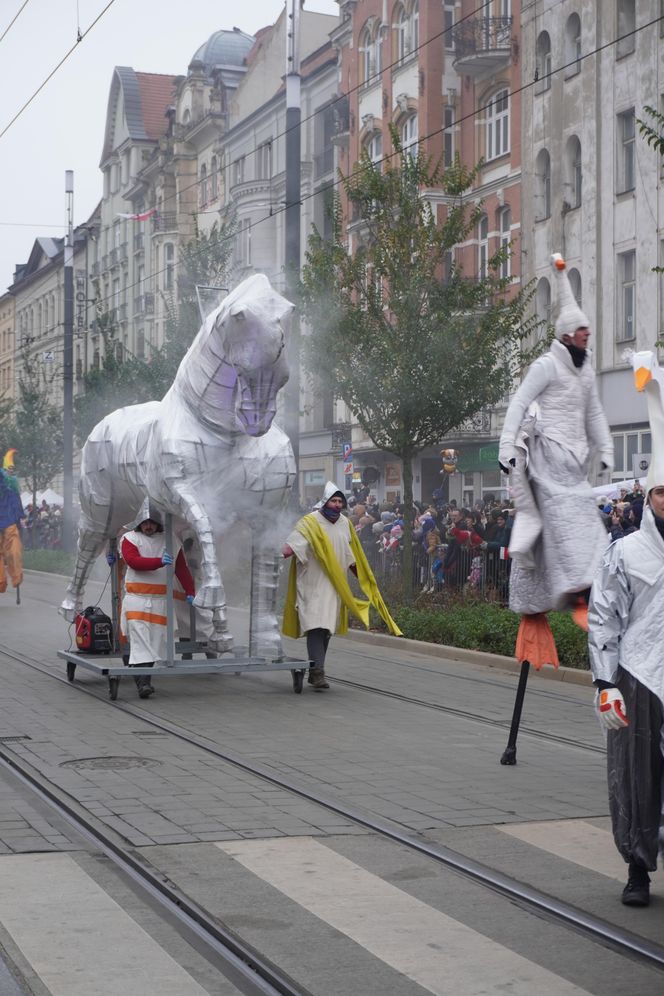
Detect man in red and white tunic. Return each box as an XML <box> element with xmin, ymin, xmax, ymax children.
<box><xmin>120</xmin><ymin>512</ymin><xmax>194</xmax><ymax>698</ymax></box>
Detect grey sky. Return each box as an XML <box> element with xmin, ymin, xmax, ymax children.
<box><xmin>0</xmin><ymin>0</ymin><xmax>338</xmax><ymax>293</ymax></box>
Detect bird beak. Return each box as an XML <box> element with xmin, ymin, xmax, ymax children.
<box><xmin>635</xmin><ymin>367</ymin><xmax>653</xmax><ymax>392</ymax></box>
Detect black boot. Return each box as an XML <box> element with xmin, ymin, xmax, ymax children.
<box><xmin>622</xmin><ymin>862</ymin><xmax>650</xmax><ymax>907</ymax></box>
<box><xmin>132</xmin><ymin>663</ymin><xmax>155</xmax><ymax>699</ymax></box>
<box><xmin>308</xmin><ymin>666</ymin><xmax>329</xmax><ymax>691</ymax></box>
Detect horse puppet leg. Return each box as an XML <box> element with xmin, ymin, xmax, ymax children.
<box><xmin>165</xmin><ymin>487</ymin><xmax>234</xmax><ymax>654</ymax></box>
<box><xmin>248</xmin><ymin>541</ymin><xmax>283</xmax><ymax>661</ymax></box>
<box><xmin>60</xmin><ymin>520</ymin><xmax>109</xmax><ymax>621</ymax></box>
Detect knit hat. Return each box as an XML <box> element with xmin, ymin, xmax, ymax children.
<box><xmin>632</xmin><ymin>350</ymin><xmax>664</xmax><ymax>493</ymax></box>
<box><xmin>551</xmin><ymin>253</ymin><xmax>589</xmax><ymax>339</ymax></box>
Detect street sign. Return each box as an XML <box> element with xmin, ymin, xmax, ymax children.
<box><xmin>344</xmin><ymin>463</ymin><xmax>353</xmax><ymax>476</ymax></box>
<box><xmin>343</xmin><ymin>442</ymin><xmax>352</xmax><ymax>463</ymax></box>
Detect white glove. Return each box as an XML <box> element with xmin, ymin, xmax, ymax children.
<box><xmin>594</xmin><ymin>688</ymin><xmax>628</xmax><ymax>731</ymax></box>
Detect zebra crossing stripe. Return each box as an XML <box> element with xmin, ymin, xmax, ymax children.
<box><xmin>0</xmin><ymin>853</ymin><xmax>210</xmax><ymax>996</ymax></box>
<box><xmin>497</xmin><ymin>819</ymin><xmax>635</xmax><ymax>880</ymax></box>
<box><xmin>217</xmin><ymin>836</ymin><xmax>592</xmax><ymax>996</ymax></box>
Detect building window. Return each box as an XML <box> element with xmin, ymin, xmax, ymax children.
<box><xmin>165</xmin><ymin>243</ymin><xmax>175</xmax><ymax>292</ymax></box>
<box><xmin>535</xmin><ymin>31</ymin><xmax>551</xmax><ymax>94</ymax></box>
<box><xmin>613</xmin><ymin>429</ymin><xmax>652</xmax><ymax>476</ymax></box>
<box><xmin>237</xmin><ymin>218</ymin><xmax>252</xmax><ymax>266</ymax></box>
<box><xmin>256</xmin><ymin>142</ymin><xmax>272</xmax><ymax>180</ymax></box>
<box><xmin>617</xmin><ymin>0</ymin><xmax>636</xmax><ymax>58</ymax></box>
<box><xmin>478</xmin><ymin>214</ymin><xmax>489</xmax><ymax>280</ymax></box>
<box><xmin>498</xmin><ymin>206</ymin><xmax>511</xmax><ymax>279</ymax></box>
<box><xmin>443</xmin><ymin>1</ymin><xmax>455</xmax><ymax>49</ymax></box>
<box><xmin>199</xmin><ymin>164</ymin><xmax>208</xmax><ymax>208</ymax></box>
<box><xmin>534</xmin><ymin>148</ymin><xmax>551</xmax><ymax>221</ymax></box>
<box><xmin>136</xmin><ymin>330</ymin><xmax>145</xmax><ymax>359</ymax></box>
<box><xmin>564</xmin><ymin>135</ymin><xmax>582</xmax><ymax>208</ymax></box>
<box><xmin>443</xmin><ymin>105</ymin><xmax>455</xmax><ymax>167</ymax></box>
<box><xmin>233</xmin><ymin>156</ymin><xmax>245</xmax><ymax>185</ymax></box>
<box><xmin>366</xmin><ymin>131</ymin><xmax>383</xmax><ymax>168</ymax></box>
<box><xmin>568</xmin><ymin>267</ymin><xmax>582</xmax><ymax>308</ymax></box>
<box><xmin>564</xmin><ymin>13</ymin><xmax>582</xmax><ymax>76</ymax></box>
<box><xmin>360</xmin><ymin>25</ymin><xmax>373</xmax><ymax>82</ymax></box>
<box><xmin>536</xmin><ymin>277</ymin><xmax>551</xmax><ymax>335</ymax></box>
<box><xmin>210</xmin><ymin>156</ymin><xmax>218</xmax><ymax>200</ymax></box>
<box><xmin>485</xmin><ymin>89</ymin><xmax>509</xmax><ymax>161</ymax></box>
<box><xmin>395</xmin><ymin>4</ymin><xmax>408</xmax><ymax>61</ymax></box>
<box><xmin>411</xmin><ymin>1</ymin><xmax>419</xmax><ymax>52</ymax></box>
<box><xmin>617</xmin><ymin>250</ymin><xmax>636</xmax><ymax>341</ymax></box>
<box><xmin>401</xmin><ymin>114</ymin><xmax>418</xmax><ymax>157</ymax></box>
<box><xmin>617</xmin><ymin>109</ymin><xmax>635</xmax><ymax>192</ymax></box>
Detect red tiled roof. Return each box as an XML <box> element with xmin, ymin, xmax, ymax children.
<box><xmin>135</xmin><ymin>73</ymin><xmax>178</xmax><ymax>140</ymax></box>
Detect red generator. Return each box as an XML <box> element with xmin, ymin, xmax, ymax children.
<box><xmin>75</xmin><ymin>606</ymin><xmax>113</xmax><ymax>653</ymax></box>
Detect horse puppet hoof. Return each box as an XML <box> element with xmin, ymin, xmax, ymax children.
<box><xmin>59</xmin><ymin>600</ymin><xmax>80</xmax><ymax>623</ymax></box>
<box><xmin>207</xmin><ymin>632</ymin><xmax>234</xmax><ymax>654</ymax></box>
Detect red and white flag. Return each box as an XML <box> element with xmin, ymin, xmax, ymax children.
<box><xmin>115</xmin><ymin>207</ymin><xmax>157</xmax><ymax>221</ymax></box>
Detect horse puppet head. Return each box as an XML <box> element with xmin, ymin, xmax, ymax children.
<box><xmin>176</xmin><ymin>274</ymin><xmax>293</xmax><ymax>437</ymax></box>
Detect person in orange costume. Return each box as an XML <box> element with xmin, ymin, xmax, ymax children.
<box><xmin>0</xmin><ymin>450</ymin><xmax>25</xmax><ymax>595</ymax></box>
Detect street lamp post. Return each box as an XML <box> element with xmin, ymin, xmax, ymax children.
<box><xmin>63</xmin><ymin>171</ymin><xmax>74</xmax><ymax>553</ymax></box>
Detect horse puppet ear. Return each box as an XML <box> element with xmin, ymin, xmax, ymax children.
<box><xmin>228</xmin><ymin>307</ymin><xmax>246</xmax><ymax>321</ymax></box>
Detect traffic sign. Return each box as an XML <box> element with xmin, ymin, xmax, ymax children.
<box><xmin>343</xmin><ymin>442</ymin><xmax>352</xmax><ymax>462</ymax></box>
<box><xmin>344</xmin><ymin>463</ymin><xmax>353</xmax><ymax>476</ymax></box>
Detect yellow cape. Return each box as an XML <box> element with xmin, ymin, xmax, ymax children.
<box><xmin>281</xmin><ymin>512</ymin><xmax>402</xmax><ymax>638</ymax></box>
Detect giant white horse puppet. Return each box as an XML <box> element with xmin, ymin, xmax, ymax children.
<box><xmin>61</xmin><ymin>273</ymin><xmax>296</xmax><ymax>657</ymax></box>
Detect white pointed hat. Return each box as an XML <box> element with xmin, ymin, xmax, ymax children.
<box><xmin>551</xmin><ymin>253</ymin><xmax>589</xmax><ymax>339</ymax></box>
<box><xmin>313</xmin><ymin>481</ymin><xmax>347</xmax><ymax>509</ymax></box>
<box><xmin>632</xmin><ymin>350</ymin><xmax>664</xmax><ymax>492</ymax></box>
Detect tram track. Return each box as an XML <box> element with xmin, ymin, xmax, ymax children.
<box><xmin>326</xmin><ymin>674</ymin><xmax>605</xmax><ymax>755</ymax></box>
<box><xmin>0</xmin><ymin>643</ymin><xmax>662</xmax><ymax>976</ymax></box>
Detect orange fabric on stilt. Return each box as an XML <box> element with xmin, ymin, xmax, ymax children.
<box><xmin>571</xmin><ymin>599</ymin><xmax>589</xmax><ymax>632</ymax></box>
<box><xmin>515</xmin><ymin>613</ymin><xmax>559</xmax><ymax>670</ymax></box>
<box><xmin>0</xmin><ymin>524</ymin><xmax>23</xmax><ymax>591</ymax></box>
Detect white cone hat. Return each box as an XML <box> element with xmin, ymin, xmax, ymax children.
<box><xmin>632</xmin><ymin>350</ymin><xmax>664</xmax><ymax>492</ymax></box>
<box><xmin>551</xmin><ymin>253</ymin><xmax>589</xmax><ymax>339</ymax></box>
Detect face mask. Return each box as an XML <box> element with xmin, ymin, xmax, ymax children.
<box><xmin>321</xmin><ymin>505</ymin><xmax>341</xmax><ymax>523</ymax></box>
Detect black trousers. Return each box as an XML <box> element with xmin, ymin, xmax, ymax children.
<box><xmin>608</xmin><ymin>670</ymin><xmax>664</xmax><ymax>871</ymax></box>
<box><xmin>306</xmin><ymin>628</ymin><xmax>331</xmax><ymax>669</ymax></box>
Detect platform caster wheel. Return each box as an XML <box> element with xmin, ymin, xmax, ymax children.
<box><xmin>291</xmin><ymin>669</ymin><xmax>305</xmax><ymax>694</ymax></box>
<box><xmin>108</xmin><ymin>677</ymin><xmax>120</xmax><ymax>701</ymax></box>
<box><xmin>66</xmin><ymin>662</ymin><xmax>76</xmax><ymax>683</ymax></box>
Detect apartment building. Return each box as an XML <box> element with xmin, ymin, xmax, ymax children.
<box><xmin>328</xmin><ymin>0</ymin><xmax>522</xmax><ymax>505</ymax></box>
<box><xmin>522</xmin><ymin>0</ymin><xmax>664</xmax><ymax>483</ymax></box>
<box><xmin>0</xmin><ymin>293</ymin><xmax>15</xmax><ymax>404</ymax></box>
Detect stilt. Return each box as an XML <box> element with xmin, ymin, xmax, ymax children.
<box><xmin>15</xmin><ymin>584</ymin><xmax>20</xmax><ymax>605</ymax></box>
<box><xmin>500</xmin><ymin>660</ymin><xmax>530</xmax><ymax>765</ymax></box>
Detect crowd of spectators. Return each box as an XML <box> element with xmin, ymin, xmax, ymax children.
<box><xmin>337</xmin><ymin>480</ymin><xmax>649</xmax><ymax>603</ymax></box>
<box><xmin>341</xmin><ymin>486</ymin><xmax>515</xmax><ymax>602</ymax></box>
<box><xmin>21</xmin><ymin>499</ymin><xmax>62</xmax><ymax>550</ymax></box>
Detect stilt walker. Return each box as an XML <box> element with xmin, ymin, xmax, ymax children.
<box><xmin>498</xmin><ymin>254</ymin><xmax>614</xmax><ymax>763</ymax></box>
<box><xmin>0</xmin><ymin>449</ymin><xmax>25</xmax><ymax>601</ymax></box>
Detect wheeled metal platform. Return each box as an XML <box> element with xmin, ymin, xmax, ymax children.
<box><xmin>59</xmin><ymin>514</ymin><xmax>307</xmax><ymax>700</ymax></box>
<box><xmin>56</xmin><ymin>648</ymin><xmax>308</xmax><ymax>700</ymax></box>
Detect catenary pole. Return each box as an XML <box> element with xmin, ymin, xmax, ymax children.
<box><xmin>63</xmin><ymin>171</ymin><xmax>74</xmax><ymax>553</ymax></box>
<box><xmin>284</xmin><ymin>0</ymin><xmax>301</xmax><ymax>504</ymax></box>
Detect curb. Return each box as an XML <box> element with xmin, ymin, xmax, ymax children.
<box><xmin>341</xmin><ymin>628</ymin><xmax>592</xmax><ymax>687</ymax></box>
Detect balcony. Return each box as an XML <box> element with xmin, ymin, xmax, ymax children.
<box><xmin>152</xmin><ymin>212</ymin><xmax>177</xmax><ymax>233</ymax></box>
<box><xmin>452</xmin><ymin>16</ymin><xmax>512</xmax><ymax>80</ymax></box>
<box><xmin>313</xmin><ymin>147</ymin><xmax>334</xmax><ymax>180</ymax></box>
<box><xmin>134</xmin><ymin>293</ymin><xmax>154</xmax><ymax>317</ymax></box>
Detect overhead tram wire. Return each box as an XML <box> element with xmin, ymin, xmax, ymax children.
<box><xmin>90</xmin><ymin>10</ymin><xmax>664</xmax><ymax>317</ymax></box>
<box><xmin>0</xmin><ymin>0</ymin><xmax>117</xmax><ymax>142</ymax></box>
<box><xmin>0</xmin><ymin>0</ymin><xmax>31</xmax><ymax>45</ymax></box>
